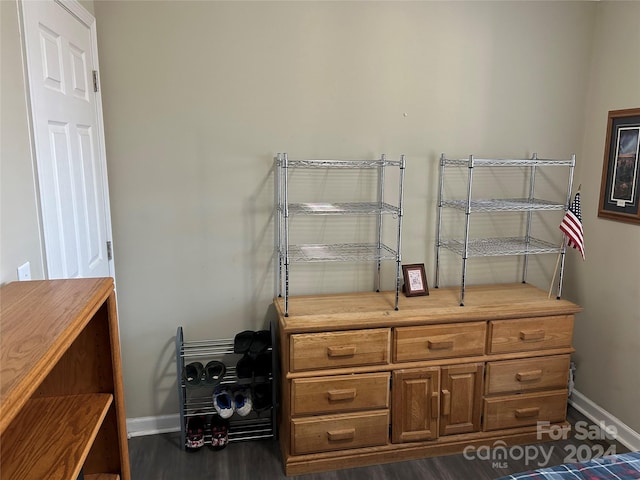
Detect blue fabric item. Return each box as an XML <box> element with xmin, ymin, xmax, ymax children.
<box><xmin>495</xmin><ymin>451</ymin><xmax>640</xmax><ymax>480</ymax></box>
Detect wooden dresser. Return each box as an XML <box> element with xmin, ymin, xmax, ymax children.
<box><xmin>275</xmin><ymin>283</ymin><xmax>580</xmax><ymax>475</ymax></box>
<box><xmin>0</xmin><ymin>278</ymin><xmax>130</xmax><ymax>480</ymax></box>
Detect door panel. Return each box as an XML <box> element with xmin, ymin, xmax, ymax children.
<box><xmin>46</xmin><ymin>120</ymin><xmax>80</xmax><ymax>278</ymax></box>
<box><xmin>392</xmin><ymin>367</ymin><xmax>440</xmax><ymax>443</ymax></box>
<box><xmin>69</xmin><ymin>42</ymin><xmax>89</xmax><ymax>100</ymax></box>
<box><xmin>440</xmin><ymin>363</ymin><xmax>483</xmax><ymax>436</ymax></box>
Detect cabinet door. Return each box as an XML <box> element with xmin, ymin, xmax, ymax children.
<box><xmin>392</xmin><ymin>367</ymin><xmax>440</xmax><ymax>443</ymax></box>
<box><xmin>440</xmin><ymin>363</ymin><xmax>484</xmax><ymax>436</ymax></box>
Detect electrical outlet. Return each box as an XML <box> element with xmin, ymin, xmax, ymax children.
<box><xmin>17</xmin><ymin>262</ymin><xmax>31</xmax><ymax>281</ymax></box>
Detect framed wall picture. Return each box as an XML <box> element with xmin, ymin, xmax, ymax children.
<box><xmin>402</xmin><ymin>263</ymin><xmax>429</xmax><ymax>297</ymax></box>
<box><xmin>598</xmin><ymin>107</ymin><xmax>640</xmax><ymax>225</ymax></box>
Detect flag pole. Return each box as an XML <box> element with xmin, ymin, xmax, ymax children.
<box><xmin>551</xmin><ymin>184</ymin><xmax>582</xmax><ymax>298</ymax></box>
<box><xmin>548</xmin><ymin>239</ymin><xmax>565</xmax><ymax>299</ymax></box>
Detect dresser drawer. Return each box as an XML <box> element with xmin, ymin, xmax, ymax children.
<box><xmin>483</xmin><ymin>390</ymin><xmax>568</xmax><ymax>431</ymax></box>
<box><xmin>291</xmin><ymin>410</ymin><xmax>389</xmax><ymax>455</ymax></box>
<box><xmin>394</xmin><ymin>322</ymin><xmax>486</xmax><ymax>362</ymax></box>
<box><xmin>486</xmin><ymin>355</ymin><xmax>570</xmax><ymax>395</ymax></box>
<box><xmin>290</xmin><ymin>329</ymin><xmax>390</xmax><ymax>372</ymax></box>
<box><xmin>292</xmin><ymin>372</ymin><xmax>390</xmax><ymax>416</ymax></box>
<box><xmin>488</xmin><ymin>315</ymin><xmax>574</xmax><ymax>354</ymax></box>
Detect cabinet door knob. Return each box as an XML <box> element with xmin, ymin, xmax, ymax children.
<box><xmin>519</xmin><ymin>330</ymin><xmax>545</xmax><ymax>342</ymax></box>
<box><xmin>327</xmin><ymin>345</ymin><xmax>357</xmax><ymax>357</ymax></box>
<box><xmin>516</xmin><ymin>369</ymin><xmax>543</xmax><ymax>382</ymax></box>
<box><xmin>427</xmin><ymin>340</ymin><xmax>454</xmax><ymax>350</ymax></box>
<box><xmin>327</xmin><ymin>428</ymin><xmax>356</xmax><ymax>441</ymax></box>
<box><xmin>328</xmin><ymin>388</ymin><xmax>357</xmax><ymax>402</ymax></box>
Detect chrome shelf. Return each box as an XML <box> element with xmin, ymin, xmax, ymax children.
<box><xmin>284</xmin><ymin>202</ymin><xmax>400</xmax><ymax>216</ymax></box>
<box><xmin>441</xmin><ymin>198</ymin><xmax>565</xmax><ymax>212</ymax></box>
<box><xmin>435</xmin><ymin>152</ymin><xmax>576</xmax><ymax>305</ymax></box>
<box><xmin>440</xmin><ymin>237</ymin><xmax>561</xmax><ymax>257</ymax></box>
<box><xmin>276</xmin><ymin>153</ymin><xmax>405</xmax><ymax>316</ymax></box>
<box><xmin>284</xmin><ymin>159</ymin><xmax>402</xmax><ymax>168</ymax></box>
<box><xmin>441</xmin><ymin>157</ymin><xmax>575</xmax><ymax>167</ymax></box>
<box><xmin>287</xmin><ymin>243</ymin><xmax>397</xmax><ymax>262</ymax></box>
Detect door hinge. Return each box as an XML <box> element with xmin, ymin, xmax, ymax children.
<box><xmin>106</xmin><ymin>240</ymin><xmax>112</xmax><ymax>261</ymax></box>
<box><xmin>92</xmin><ymin>70</ymin><xmax>99</xmax><ymax>92</ymax></box>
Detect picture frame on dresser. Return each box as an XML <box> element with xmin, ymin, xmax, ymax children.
<box><xmin>598</xmin><ymin>107</ymin><xmax>640</xmax><ymax>225</ymax></box>
<box><xmin>402</xmin><ymin>263</ymin><xmax>429</xmax><ymax>296</ymax></box>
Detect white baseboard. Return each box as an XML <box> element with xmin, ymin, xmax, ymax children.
<box><xmin>569</xmin><ymin>389</ymin><xmax>640</xmax><ymax>451</ymax></box>
<box><xmin>126</xmin><ymin>414</ymin><xmax>180</xmax><ymax>438</ymax></box>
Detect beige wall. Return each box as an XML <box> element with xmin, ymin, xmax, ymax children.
<box><xmin>566</xmin><ymin>1</ymin><xmax>640</xmax><ymax>433</ymax></box>
<box><xmin>77</xmin><ymin>0</ymin><xmax>94</xmax><ymax>16</ymax></box>
<box><xmin>93</xmin><ymin>0</ymin><xmax>599</xmax><ymax>419</ymax></box>
<box><xmin>1</xmin><ymin>0</ymin><xmax>46</xmax><ymax>283</ymax></box>
<box><xmin>2</xmin><ymin>1</ymin><xmax>637</xmax><ymax>433</ymax></box>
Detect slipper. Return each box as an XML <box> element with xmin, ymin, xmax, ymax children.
<box><xmin>253</xmin><ymin>352</ymin><xmax>271</xmax><ymax>379</ymax></box>
<box><xmin>234</xmin><ymin>330</ymin><xmax>254</xmax><ymax>354</ymax></box>
<box><xmin>203</xmin><ymin>360</ymin><xmax>226</xmax><ymax>385</ymax></box>
<box><xmin>213</xmin><ymin>387</ymin><xmax>234</xmax><ymax>419</ymax></box>
<box><xmin>185</xmin><ymin>415</ymin><xmax>205</xmax><ymax>450</ymax></box>
<box><xmin>249</xmin><ymin>330</ymin><xmax>271</xmax><ymax>356</ymax></box>
<box><xmin>236</xmin><ymin>354</ymin><xmax>253</xmax><ymax>379</ymax></box>
<box><xmin>252</xmin><ymin>383</ymin><xmax>272</xmax><ymax>412</ymax></box>
<box><xmin>182</xmin><ymin>362</ymin><xmax>204</xmax><ymax>386</ymax></box>
<box><xmin>233</xmin><ymin>388</ymin><xmax>252</xmax><ymax>417</ymax></box>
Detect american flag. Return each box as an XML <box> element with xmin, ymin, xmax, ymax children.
<box><xmin>559</xmin><ymin>191</ymin><xmax>585</xmax><ymax>260</ymax></box>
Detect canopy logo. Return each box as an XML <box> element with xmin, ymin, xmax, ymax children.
<box><xmin>463</xmin><ymin>441</ymin><xmax>554</xmax><ymax>469</ymax></box>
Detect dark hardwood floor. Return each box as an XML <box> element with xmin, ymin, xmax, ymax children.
<box><xmin>128</xmin><ymin>407</ymin><xmax>627</xmax><ymax>479</ymax></box>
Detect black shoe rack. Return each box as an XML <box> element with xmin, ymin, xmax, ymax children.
<box><xmin>175</xmin><ymin>324</ymin><xmax>277</xmax><ymax>450</ymax></box>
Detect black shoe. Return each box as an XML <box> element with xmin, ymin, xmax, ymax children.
<box><xmin>234</xmin><ymin>330</ymin><xmax>271</xmax><ymax>355</ymax></box>
<box><xmin>252</xmin><ymin>383</ymin><xmax>272</xmax><ymax>412</ymax></box>
<box><xmin>233</xmin><ymin>330</ymin><xmax>254</xmax><ymax>354</ymax></box>
<box><xmin>236</xmin><ymin>354</ymin><xmax>253</xmax><ymax>379</ymax></box>
<box><xmin>249</xmin><ymin>330</ymin><xmax>271</xmax><ymax>356</ymax></box>
<box><xmin>253</xmin><ymin>352</ymin><xmax>271</xmax><ymax>379</ymax></box>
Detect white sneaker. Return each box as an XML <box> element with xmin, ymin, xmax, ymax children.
<box><xmin>213</xmin><ymin>388</ymin><xmax>234</xmax><ymax>419</ymax></box>
<box><xmin>233</xmin><ymin>388</ymin><xmax>252</xmax><ymax>417</ymax></box>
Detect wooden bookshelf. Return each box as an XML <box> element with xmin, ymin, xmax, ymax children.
<box><xmin>0</xmin><ymin>278</ymin><xmax>130</xmax><ymax>480</ymax></box>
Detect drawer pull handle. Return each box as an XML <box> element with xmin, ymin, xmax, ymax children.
<box><xmin>519</xmin><ymin>330</ymin><xmax>545</xmax><ymax>342</ymax></box>
<box><xmin>327</xmin><ymin>345</ymin><xmax>357</xmax><ymax>357</ymax></box>
<box><xmin>327</xmin><ymin>428</ymin><xmax>356</xmax><ymax>441</ymax></box>
<box><xmin>516</xmin><ymin>369</ymin><xmax>543</xmax><ymax>382</ymax></box>
<box><xmin>442</xmin><ymin>389</ymin><xmax>451</xmax><ymax>416</ymax></box>
<box><xmin>431</xmin><ymin>392</ymin><xmax>439</xmax><ymax>418</ymax></box>
<box><xmin>328</xmin><ymin>388</ymin><xmax>357</xmax><ymax>402</ymax></box>
<box><xmin>427</xmin><ymin>340</ymin><xmax>454</xmax><ymax>350</ymax></box>
<box><xmin>515</xmin><ymin>407</ymin><xmax>540</xmax><ymax>419</ymax></box>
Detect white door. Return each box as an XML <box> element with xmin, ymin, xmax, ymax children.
<box><xmin>20</xmin><ymin>0</ymin><xmax>114</xmax><ymax>279</ymax></box>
